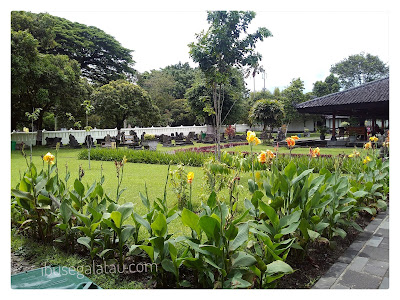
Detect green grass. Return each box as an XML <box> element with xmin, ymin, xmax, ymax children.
<box><xmin>11</xmin><ymin>146</ymin><xmax>253</xmax><ymax>238</ymax></box>
<box><xmin>11</xmin><ymin>230</ymin><xmax>143</xmax><ymax>289</ymax></box>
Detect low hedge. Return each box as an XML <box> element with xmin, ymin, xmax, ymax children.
<box><xmin>79</xmin><ymin>147</ymin><xmax>361</xmax><ymax>174</ymax></box>
<box><xmin>78</xmin><ymin>148</ymin><xmax>213</xmax><ymax>167</ymax></box>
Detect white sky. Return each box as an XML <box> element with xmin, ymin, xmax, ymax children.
<box><xmin>6</xmin><ymin>0</ymin><xmax>390</xmax><ymax>93</ymax></box>
<box><xmin>37</xmin><ymin>10</ymin><xmax>389</xmax><ymax>93</ymax></box>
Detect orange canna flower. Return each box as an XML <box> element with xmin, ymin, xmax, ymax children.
<box><xmin>187</xmin><ymin>172</ymin><xmax>194</xmax><ymax>184</ymax></box>
<box><xmin>266</xmin><ymin>149</ymin><xmax>275</xmax><ymax>159</ymax></box>
<box><xmin>291</xmin><ymin>135</ymin><xmax>300</xmax><ymax>140</ymax></box>
<box><xmin>286</xmin><ymin>137</ymin><xmax>295</xmax><ymax>148</ymax></box>
<box><xmin>257</xmin><ymin>151</ymin><xmax>267</xmax><ymax>164</ymax></box>
<box><xmin>309</xmin><ymin>147</ymin><xmax>320</xmax><ymax>158</ymax></box>
<box><xmin>43</xmin><ymin>152</ymin><xmax>55</xmax><ymax>165</ymax></box>
<box><xmin>364</xmin><ymin>142</ymin><xmax>372</xmax><ymax>150</ymax></box>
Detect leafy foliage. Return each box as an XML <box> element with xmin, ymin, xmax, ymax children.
<box><xmin>11</xmin><ymin>11</ymin><xmax>136</xmax><ymax>85</ymax></box>
<box><xmin>330</xmin><ymin>52</ymin><xmax>389</xmax><ymax>89</ymax></box>
<box><xmin>92</xmin><ymin>80</ymin><xmax>160</xmax><ymax>129</ymax></box>
<box><xmin>250</xmin><ymin>99</ymin><xmax>284</xmax><ymax>131</ymax></box>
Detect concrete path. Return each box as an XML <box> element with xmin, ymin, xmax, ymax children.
<box><xmin>313</xmin><ymin>208</ymin><xmax>389</xmax><ymax>289</ymax></box>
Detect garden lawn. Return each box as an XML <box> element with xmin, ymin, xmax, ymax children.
<box><xmin>157</xmin><ymin>141</ymin><xmax>355</xmax><ymax>155</ymax></box>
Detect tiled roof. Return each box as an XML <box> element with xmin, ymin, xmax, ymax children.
<box><xmin>297</xmin><ymin>77</ymin><xmax>389</xmax><ymax>109</ymax></box>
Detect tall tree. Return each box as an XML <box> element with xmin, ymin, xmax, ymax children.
<box><xmin>11</xmin><ymin>29</ymin><xmax>86</xmax><ymax>130</ymax></box>
<box><xmin>312</xmin><ymin>74</ymin><xmax>340</xmax><ymax>97</ymax></box>
<box><xmin>92</xmin><ymin>80</ymin><xmax>160</xmax><ymax>130</ymax></box>
<box><xmin>139</xmin><ymin>70</ymin><xmax>176</xmax><ymax>125</ymax></box>
<box><xmin>250</xmin><ymin>99</ymin><xmax>284</xmax><ymax>135</ymax></box>
<box><xmin>330</xmin><ymin>52</ymin><xmax>389</xmax><ymax>89</ymax></box>
<box><xmin>162</xmin><ymin>62</ymin><xmax>197</xmax><ymax>99</ymax></box>
<box><xmin>185</xmin><ymin>68</ymin><xmax>248</xmax><ymax>126</ymax></box>
<box><xmin>11</xmin><ymin>11</ymin><xmax>136</xmax><ymax>85</ymax></box>
<box><xmin>281</xmin><ymin>78</ymin><xmax>307</xmax><ymax>131</ymax></box>
<box><xmin>189</xmin><ymin>11</ymin><xmax>272</xmax><ymax>159</ymax></box>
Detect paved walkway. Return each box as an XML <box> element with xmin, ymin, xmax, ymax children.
<box><xmin>313</xmin><ymin>208</ymin><xmax>389</xmax><ymax>289</ymax></box>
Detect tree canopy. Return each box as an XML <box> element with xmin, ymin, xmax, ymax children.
<box><xmin>281</xmin><ymin>78</ymin><xmax>307</xmax><ymax>125</ymax></box>
<box><xmin>11</xmin><ymin>29</ymin><xmax>87</xmax><ymax>130</ymax></box>
<box><xmin>185</xmin><ymin>68</ymin><xmax>248</xmax><ymax>125</ymax></box>
<box><xmin>11</xmin><ymin>11</ymin><xmax>136</xmax><ymax>85</ymax></box>
<box><xmin>312</xmin><ymin>74</ymin><xmax>340</xmax><ymax>97</ymax></box>
<box><xmin>250</xmin><ymin>99</ymin><xmax>284</xmax><ymax>131</ymax></box>
<box><xmin>330</xmin><ymin>52</ymin><xmax>389</xmax><ymax>89</ymax></box>
<box><xmin>189</xmin><ymin>10</ymin><xmax>271</xmax><ymax>158</ymax></box>
<box><xmin>92</xmin><ymin>80</ymin><xmax>160</xmax><ymax>129</ymax></box>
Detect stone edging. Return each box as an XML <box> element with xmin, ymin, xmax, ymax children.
<box><xmin>313</xmin><ymin>208</ymin><xmax>389</xmax><ymax>289</ymax></box>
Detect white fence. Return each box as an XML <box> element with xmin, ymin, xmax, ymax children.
<box><xmin>11</xmin><ymin>122</ymin><xmax>314</xmax><ymax>147</ymax></box>
<box><xmin>11</xmin><ymin>125</ymin><xmax>207</xmax><ymax>146</ymax></box>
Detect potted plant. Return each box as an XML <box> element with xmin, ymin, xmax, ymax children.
<box><xmin>349</xmin><ymin>131</ymin><xmax>357</xmax><ymax>142</ymax></box>
<box><xmin>317</xmin><ymin>125</ymin><xmax>328</xmax><ymax>140</ymax></box>
<box><xmin>142</xmin><ymin>134</ymin><xmax>158</xmax><ymax>151</ymax></box>
<box><xmin>303</xmin><ymin>128</ymin><xmax>310</xmax><ymax>137</ymax></box>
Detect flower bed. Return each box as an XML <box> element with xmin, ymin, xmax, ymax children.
<box><xmin>11</xmin><ymin>132</ymin><xmax>389</xmax><ymax>289</ymax></box>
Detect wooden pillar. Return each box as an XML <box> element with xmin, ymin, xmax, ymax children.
<box><xmin>372</xmin><ymin>118</ymin><xmax>376</xmax><ymax>136</ymax></box>
<box><xmin>331</xmin><ymin>114</ymin><xmax>337</xmax><ymax>141</ymax></box>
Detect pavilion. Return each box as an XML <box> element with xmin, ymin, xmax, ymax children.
<box><xmin>296</xmin><ymin>77</ymin><xmax>389</xmax><ymax>141</ymax></box>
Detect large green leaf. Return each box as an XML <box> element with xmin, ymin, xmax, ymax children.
<box><xmin>74</xmin><ymin>179</ymin><xmax>85</xmax><ymax>197</ymax></box>
<box><xmin>207</xmin><ymin>191</ymin><xmax>217</xmax><ymax>208</ymax></box>
<box><xmin>151</xmin><ymin>213</ymin><xmax>167</xmax><ymax>237</ymax></box>
<box><xmin>258</xmin><ymin>201</ymin><xmax>279</xmax><ymax>230</ymax></box>
<box><xmin>199</xmin><ymin>245</ymin><xmax>223</xmax><ymax>256</ymax></box>
<box><xmin>266</xmin><ymin>260</ymin><xmax>293</xmax><ymax>275</ymax></box>
<box><xmin>352</xmin><ymin>190</ymin><xmax>369</xmax><ymax>199</ymax></box>
<box><xmin>118</xmin><ymin>202</ymin><xmax>134</xmax><ymax>222</ymax></box>
<box><xmin>77</xmin><ymin>236</ymin><xmax>91</xmax><ymax>250</ymax></box>
<box><xmin>161</xmin><ymin>259</ymin><xmax>177</xmax><ymax>276</ymax></box>
<box><xmin>231</xmin><ymin>251</ymin><xmax>256</xmax><ymax>268</ymax></box>
<box><xmin>133</xmin><ymin>213</ymin><xmax>151</xmax><ymax>233</ymax></box>
<box><xmin>181</xmin><ymin>208</ymin><xmax>201</xmax><ymax>236</ymax></box>
<box><xmin>139</xmin><ymin>191</ymin><xmax>150</xmax><ymax>210</ymax></box>
<box><xmin>279</xmin><ymin>210</ymin><xmax>302</xmax><ymax>228</ymax></box>
<box><xmin>199</xmin><ymin>215</ymin><xmax>220</xmax><ymax>241</ymax></box>
<box><xmin>11</xmin><ymin>189</ymin><xmax>34</xmax><ymax>202</ymax></box>
<box><xmin>229</xmin><ymin>223</ymin><xmax>248</xmax><ymax>252</ymax></box>
<box><xmin>284</xmin><ymin>161</ymin><xmax>297</xmax><ymax>180</ymax></box>
<box><xmin>291</xmin><ymin>169</ymin><xmax>313</xmax><ymax>186</ymax></box>
<box><xmin>110</xmin><ymin>211</ymin><xmax>122</xmax><ymax>229</ymax></box>
<box><xmin>121</xmin><ymin>226</ymin><xmax>135</xmax><ymax>243</ymax></box>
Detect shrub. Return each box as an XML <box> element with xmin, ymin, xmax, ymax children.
<box><xmin>78</xmin><ymin>148</ymin><xmax>212</xmax><ymax>167</ymax></box>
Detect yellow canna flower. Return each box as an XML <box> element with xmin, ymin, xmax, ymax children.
<box><xmin>187</xmin><ymin>172</ymin><xmax>194</xmax><ymax>184</ymax></box>
<box><xmin>291</xmin><ymin>135</ymin><xmax>300</xmax><ymax>140</ymax></box>
<box><xmin>246</xmin><ymin>131</ymin><xmax>256</xmax><ymax>143</ymax></box>
<box><xmin>43</xmin><ymin>152</ymin><xmax>55</xmax><ymax>165</ymax></box>
<box><xmin>364</xmin><ymin>142</ymin><xmax>372</xmax><ymax>150</ymax></box>
<box><xmin>369</xmin><ymin>136</ymin><xmax>379</xmax><ymax>143</ymax></box>
<box><xmin>348</xmin><ymin>149</ymin><xmax>360</xmax><ymax>158</ymax></box>
<box><xmin>23</xmin><ymin>127</ymin><xmax>29</xmax><ymax>133</ymax></box>
<box><xmin>258</xmin><ymin>151</ymin><xmax>267</xmax><ymax>164</ymax></box>
<box><xmin>254</xmin><ymin>137</ymin><xmax>261</xmax><ymax>146</ymax></box>
<box><xmin>363</xmin><ymin>156</ymin><xmax>371</xmax><ymax>164</ymax></box>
